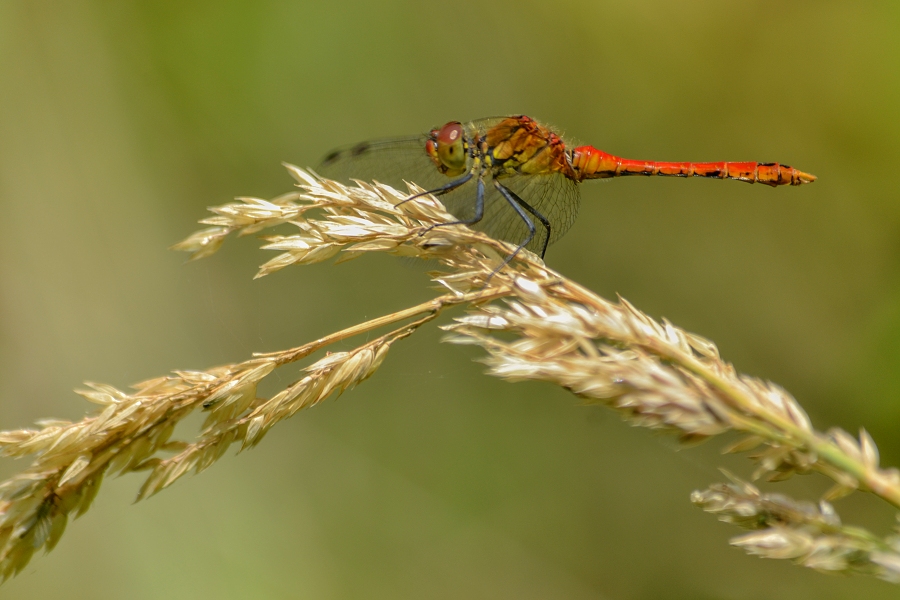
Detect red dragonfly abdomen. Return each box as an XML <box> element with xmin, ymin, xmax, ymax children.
<box><xmin>569</xmin><ymin>146</ymin><xmax>816</xmax><ymax>187</ymax></box>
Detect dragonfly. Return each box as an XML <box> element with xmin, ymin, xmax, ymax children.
<box><xmin>317</xmin><ymin>115</ymin><xmax>816</xmax><ymax>261</ymax></box>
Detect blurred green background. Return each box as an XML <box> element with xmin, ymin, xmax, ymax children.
<box><xmin>2</xmin><ymin>1</ymin><xmax>899</xmax><ymax>598</ymax></box>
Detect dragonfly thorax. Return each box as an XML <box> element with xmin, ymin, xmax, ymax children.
<box><xmin>481</xmin><ymin>116</ymin><xmax>576</xmax><ymax>180</ymax></box>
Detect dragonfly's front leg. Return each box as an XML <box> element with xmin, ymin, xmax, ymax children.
<box><xmin>395</xmin><ymin>171</ymin><xmax>474</xmax><ymax>207</ymax></box>
<box><xmin>418</xmin><ymin>176</ymin><xmax>485</xmax><ymax>234</ymax></box>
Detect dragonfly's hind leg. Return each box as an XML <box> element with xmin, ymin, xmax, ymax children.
<box><xmin>491</xmin><ymin>180</ymin><xmax>536</xmax><ymax>271</ymax></box>
<box><xmin>504</xmin><ymin>194</ymin><xmax>551</xmax><ymax>258</ymax></box>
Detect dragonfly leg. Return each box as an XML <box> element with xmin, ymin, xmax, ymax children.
<box><xmin>419</xmin><ymin>177</ymin><xmax>485</xmax><ymax>234</ymax></box>
<box><xmin>502</xmin><ymin>193</ymin><xmax>551</xmax><ymax>259</ymax></box>
<box><xmin>491</xmin><ymin>179</ymin><xmax>535</xmax><ymax>270</ymax></box>
<box><xmin>395</xmin><ymin>171</ymin><xmax>474</xmax><ymax>207</ymax></box>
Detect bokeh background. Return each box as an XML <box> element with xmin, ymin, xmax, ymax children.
<box><xmin>2</xmin><ymin>2</ymin><xmax>899</xmax><ymax>598</ymax></box>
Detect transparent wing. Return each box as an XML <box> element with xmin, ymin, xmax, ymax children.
<box><xmin>316</xmin><ymin>135</ymin><xmax>453</xmax><ymax>194</ymax></box>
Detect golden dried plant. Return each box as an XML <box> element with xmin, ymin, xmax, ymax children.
<box><xmin>1</xmin><ymin>166</ymin><xmax>899</xmax><ymax>583</ymax></box>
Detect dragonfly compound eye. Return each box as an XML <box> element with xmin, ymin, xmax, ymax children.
<box><xmin>435</xmin><ymin>121</ymin><xmax>466</xmax><ymax>175</ymax></box>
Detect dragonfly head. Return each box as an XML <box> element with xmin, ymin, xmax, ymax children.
<box><xmin>426</xmin><ymin>121</ymin><xmax>468</xmax><ymax>177</ymax></box>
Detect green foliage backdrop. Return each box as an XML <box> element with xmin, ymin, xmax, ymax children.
<box><xmin>1</xmin><ymin>2</ymin><xmax>899</xmax><ymax>598</ymax></box>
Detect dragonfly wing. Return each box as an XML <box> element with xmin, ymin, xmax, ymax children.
<box><xmin>316</xmin><ymin>135</ymin><xmax>454</xmax><ymax>194</ymax></box>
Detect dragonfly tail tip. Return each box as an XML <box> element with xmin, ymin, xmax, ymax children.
<box><xmin>797</xmin><ymin>170</ymin><xmax>817</xmax><ymax>184</ymax></box>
